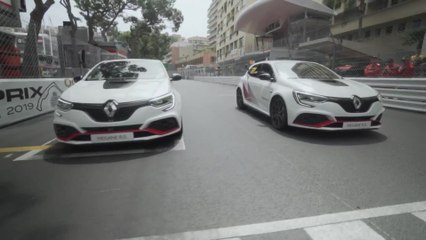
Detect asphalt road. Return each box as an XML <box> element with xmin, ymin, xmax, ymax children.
<box><xmin>0</xmin><ymin>80</ymin><xmax>426</xmax><ymax>240</ymax></box>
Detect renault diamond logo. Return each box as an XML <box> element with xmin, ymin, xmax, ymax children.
<box><xmin>353</xmin><ymin>96</ymin><xmax>362</xmax><ymax>110</ymax></box>
<box><xmin>104</xmin><ymin>100</ymin><xmax>118</xmax><ymax>118</ymax></box>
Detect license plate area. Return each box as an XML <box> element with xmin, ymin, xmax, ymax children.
<box><xmin>342</xmin><ymin>121</ymin><xmax>371</xmax><ymax>129</ymax></box>
<box><xmin>91</xmin><ymin>132</ymin><xmax>134</xmax><ymax>143</ymax></box>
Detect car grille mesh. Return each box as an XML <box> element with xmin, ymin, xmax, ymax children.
<box><xmin>72</xmin><ymin>101</ymin><xmax>149</xmax><ymax>122</ymax></box>
<box><xmin>328</xmin><ymin>96</ymin><xmax>378</xmax><ymax>113</ymax></box>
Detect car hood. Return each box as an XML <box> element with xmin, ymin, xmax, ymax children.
<box><xmin>61</xmin><ymin>79</ymin><xmax>171</xmax><ymax>103</ymax></box>
<box><xmin>288</xmin><ymin>78</ymin><xmax>378</xmax><ymax>98</ymax></box>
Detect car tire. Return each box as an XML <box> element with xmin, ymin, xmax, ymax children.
<box><xmin>236</xmin><ymin>88</ymin><xmax>246</xmax><ymax>110</ymax></box>
<box><xmin>270</xmin><ymin>96</ymin><xmax>288</xmax><ymax>130</ymax></box>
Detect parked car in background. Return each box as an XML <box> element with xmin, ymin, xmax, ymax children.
<box><xmin>334</xmin><ymin>62</ymin><xmax>368</xmax><ymax>77</ymax></box>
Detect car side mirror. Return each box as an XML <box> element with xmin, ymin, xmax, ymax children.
<box><xmin>73</xmin><ymin>75</ymin><xmax>82</xmax><ymax>82</ymax></box>
<box><xmin>258</xmin><ymin>73</ymin><xmax>273</xmax><ymax>81</ymax></box>
<box><xmin>171</xmin><ymin>73</ymin><xmax>182</xmax><ymax>81</ymax></box>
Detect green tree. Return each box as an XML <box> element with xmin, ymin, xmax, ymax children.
<box><xmin>22</xmin><ymin>0</ymin><xmax>55</xmax><ymax>77</ymax></box>
<box><xmin>120</xmin><ymin>0</ymin><xmax>183</xmax><ymax>59</ymax></box>
<box><xmin>75</xmin><ymin>0</ymin><xmax>139</xmax><ymax>43</ymax></box>
<box><xmin>403</xmin><ymin>28</ymin><xmax>426</xmax><ymax>53</ymax></box>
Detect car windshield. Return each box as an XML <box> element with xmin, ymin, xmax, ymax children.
<box><xmin>275</xmin><ymin>62</ymin><xmax>341</xmax><ymax>80</ymax></box>
<box><xmin>85</xmin><ymin>60</ymin><xmax>168</xmax><ymax>81</ymax></box>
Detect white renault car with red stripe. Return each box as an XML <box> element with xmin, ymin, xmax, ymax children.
<box><xmin>236</xmin><ymin>60</ymin><xmax>385</xmax><ymax>130</ymax></box>
<box><xmin>54</xmin><ymin>59</ymin><xmax>183</xmax><ymax>144</ymax></box>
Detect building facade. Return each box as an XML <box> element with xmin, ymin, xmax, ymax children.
<box><xmin>207</xmin><ymin>0</ymin><xmax>274</xmax><ymax>75</ymax></box>
<box><xmin>329</xmin><ymin>0</ymin><xmax>426</xmax><ymax>63</ymax></box>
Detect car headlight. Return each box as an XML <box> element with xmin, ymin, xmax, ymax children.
<box><xmin>150</xmin><ymin>93</ymin><xmax>175</xmax><ymax>111</ymax></box>
<box><xmin>293</xmin><ymin>91</ymin><xmax>328</xmax><ymax>108</ymax></box>
<box><xmin>56</xmin><ymin>98</ymin><xmax>73</xmax><ymax>112</ymax></box>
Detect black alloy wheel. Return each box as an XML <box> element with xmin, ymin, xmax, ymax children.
<box><xmin>270</xmin><ymin>96</ymin><xmax>288</xmax><ymax>130</ymax></box>
<box><xmin>236</xmin><ymin>88</ymin><xmax>246</xmax><ymax>110</ymax></box>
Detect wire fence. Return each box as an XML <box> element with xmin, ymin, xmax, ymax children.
<box><xmin>1</xmin><ymin>5</ymin><xmax>426</xmax><ymax>80</ymax></box>
<box><xmin>1</xmin><ymin>14</ymin><xmax>128</xmax><ymax>79</ymax></box>
<box><xmin>181</xmin><ymin>23</ymin><xmax>426</xmax><ymax>79</ymax></box>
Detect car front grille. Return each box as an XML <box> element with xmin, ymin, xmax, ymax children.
<box><xmin>328</xmin><ymin>96</ymin><xmax>378</xmax><ymax>113</ymax></box>
<box><xmin>146</xmin><ymin>118</ymin><xmax>179</xmax><ymax>132</ymax></box>
<box><xmin>72</xmin><ymin>100</ymin><xmax>150</xmax><ymax>122</ymax></box>
<box><xmin>83</xmin><ymin>125</ymin><xmax>142</xmax><ymax>133</ymax></box>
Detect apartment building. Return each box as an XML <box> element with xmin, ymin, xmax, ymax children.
<box><xmin>188</xmin><ymin>36</ymin><xmax>209</xmax><ymax>53</ymax></box>
<box><xmin>207</xmin><ymin>0</ymin><xmax>220</xmax><ymax>49</ymax></box>
<box><xmin>328</xmin><ymin>0</ymin><xmax>426</xmax><ymax>62</ymax></box>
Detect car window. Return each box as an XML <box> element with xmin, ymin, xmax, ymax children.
<box><xmin>248</xmin><ymin>64</ymin><xmax>260</xmax><ymax>77</ymax></box>
<box><xmin>260</xmin><ymin>64</ymin><xmax>275</xmax><ymax>78</ymax></box>
<box><xmin>85</xmin><ymin>60</ymin><xmax>168</xmax><ymax>81</ymax></box>
<box><xmin>291</xmin><ymin>62</ymin><xmax>341</xmax><ymax>80</ymax></box>
<box><xmin>275</xmin><ymin>62</ymin><xmax>341</xmax><ymax>80</ymax></box>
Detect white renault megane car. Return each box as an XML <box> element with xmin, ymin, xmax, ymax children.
<box><xmin>54</xmin><ymin>59</ymin><xmax>182</xmax><ymax>144</ymax></box>
<box><xmin>236</xmin><ymin>60</ymin><xmax>385</xmax><ymax>130</ymax></box>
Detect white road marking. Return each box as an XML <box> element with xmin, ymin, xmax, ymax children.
<box><xmin>5</xmin><ymin>154</ymin><xmax>13</xmax><ymax>158</ymax></box>
<box><xmin>14</xmin><ymin>138</ymin><xmax>185</xmax><ymax>161</ymax></box>
<box><xmin>305</xmin><ymin>221</ymin><xmax>385</xmax><ymax>240</ymax></box>
<box><xmin>172</xmin><ymin>138</ymin><xmax>186</xmax><ymax>151</ymax></box>
<box><xmin>412</xmin><ymin>211</ymin><xmax>426</xmax><ymax>222</ymax></box>
<box><xmin>98</xmin><ymin>188</ymin><xmax>121</xmax><ymax>193</ymax></box>
<box><xmin>14</xmin><ymin>138</ymin><xmax>56</xmax><ymax>161</ymax></box>
<box><xmin>118</xmin><ymin>201</ymin><xmax>426</xmax><ymax>240</ymax></box>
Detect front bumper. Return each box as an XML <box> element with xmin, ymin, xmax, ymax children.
<box><xmin>53</xmin><ymin>104</ymin><xmax>182</xmax><ymax>145</ymax></box>
<box><xmin>287</xmin><ymin>101</ymin><xmax>385</xmax><ymax>131</ymax></box>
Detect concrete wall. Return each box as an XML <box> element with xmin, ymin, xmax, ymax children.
<box><xmin>0</xmin><ymin>78</ymin><xmax>74</xmax><ymax>128</ymax></box>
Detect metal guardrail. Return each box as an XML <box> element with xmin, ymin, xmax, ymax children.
<box><xmin>193</xmin><ymin>76</ymin><xmax>426</xmax><ymax>113</ymax></box>
<box><xmin>351</xmin><ymin>78</ymin><xmax>426</xmax><ymax>113</ymax></box>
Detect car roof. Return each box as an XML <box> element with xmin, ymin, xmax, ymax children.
<box><xmin>97</xmin><ymin>58</ymin><xmax>162</xmax><ymax>64</ymax></box>
<box><xmin>252</xmin><ymin>60</ymin><xmax>318</xmax><ymax>65</ymax></box>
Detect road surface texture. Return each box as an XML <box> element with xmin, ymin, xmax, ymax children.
<box><xmin>0</xmin><ymin>80</ymin><xmax>425</xmax><ymax>240</ymax></box>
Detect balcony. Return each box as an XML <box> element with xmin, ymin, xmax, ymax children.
<box><xmin>332</xmin><ymin>0</ymin><xmax>425</xmax><ymax>35</ymax></box>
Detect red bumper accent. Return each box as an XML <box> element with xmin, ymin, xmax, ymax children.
<box><xmin>58</xmin><ymin>127</ymin><xmax>178</xmax><ymax>142</ymax></box>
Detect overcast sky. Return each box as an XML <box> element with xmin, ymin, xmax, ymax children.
<box><xmin>20</xmin><ymin>0</ymin><xmax>211</xmax><ymax>38</ymax></box>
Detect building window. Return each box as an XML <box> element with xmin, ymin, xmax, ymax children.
<box><xmin>364</xmin><ymin>30</ymin><xmax>371</xmax><ymax>38</ymax></box>
<box><xmin>375</xmin><ymin>28</ymin><xmax>381</xmax><ymax>37</ymax></box>
<box><xmin>412</xmin><ymin>19</ymin><xmax>422</xmax><ymax>29</ymax></box>
<box><xmin>391</xmin><ymin>0</ymin><xmax>398</xmax><ymax>5</ymax></box>
<box><xmin>398</xmin><ymin>22</ymin><xmax>406</xmax><ymax>32</ymax></box>
<box><xmin>385</xmin><ymin>25</ymin><xmax>393</xmax><ymax>35</ymax></box>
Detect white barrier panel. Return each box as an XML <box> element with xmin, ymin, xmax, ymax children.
<box><xmin>0</xmin><ymin>78</ymin><xmax>74</xmax><ymax>128</ymax></box>
<box><xmin>193</xmin><ymin>76</ymin><xmax>240</xmax><ymax>86</ymax></box>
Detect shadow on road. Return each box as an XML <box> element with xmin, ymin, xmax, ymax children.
<box><xmin>17</xmin><ymin>224</ymin><xmax>69</xmax><ymax>240</ymax></box>
<box><xmin>0</xmin><ymin>182</ymin><xmax>38</xmax><ymax>227</ymax></box>
<box><xmin>238</xmin><ymin>107</ymin><xmax>388</xmax><ymax>146</ymax></box>
<box><xmin>43</xmin><ymin>136</ymin><xmax>181</xmax><ymax>165</ymax></box>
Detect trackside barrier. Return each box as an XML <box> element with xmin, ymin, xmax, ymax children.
<box><xmin>193</xmin><ymin>76</ymin><xmax>240</xmax><ymax>86</ymax></box>
<box><xmin>193</xmin><ymin>76</ymin><xmax>426</xmax><ymax>113</ymax></box>
<box><xmin>0</xmin><ymin>78</ymin><xmax>74</xmax><ymax>128</ymax></box>
<box><xmin>351</xmin><ymin>78</ymin><xmax>426</xmax><ymax>113</ymax></box>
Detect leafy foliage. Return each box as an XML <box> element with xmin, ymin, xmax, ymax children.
<box><xmin>75</xmin><ymin>0</ymin><xmax>139</xmax><ymax>42</ymax></box>
<box><xmin>120</xmin><ymin>0</ymin><xmax>184</xmax><ymax>59</ymax></box>
<box><xmin>403</xmin><ymin>28</ymin><xmax>426</xmax><ymax>51</ymax></box>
